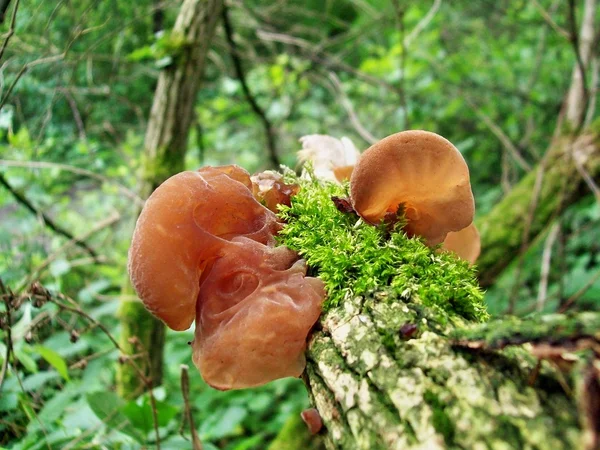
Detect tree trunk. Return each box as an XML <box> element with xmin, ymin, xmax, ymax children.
<box><xmin>477</xmin><ymin>131</ymin><xmax>600</xmax><ymax>288</ymax></box>
<box><xmin>563</xmin><ymin>0</ymin><xmax>597</xmax><ymax>130</ymax></box>
<box><xmin>117</xmin><ymin>0</ymin><xmax>223</xmax><ymax>398</ymax></box>
<box><xmin>304</xmin><ymin>292</ymin><xmax>592</xmax><ymax>449</ymax></box>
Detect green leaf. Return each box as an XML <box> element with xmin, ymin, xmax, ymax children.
<box><xmin>14</xmin><ymin>347</ymin><xmax>38</xmax><ymax>374</ymax></box>
<box><xmin>200</xmin><ymin>405</ymin><xmax>248</xmax><ymax>440</ymax></box>
<box><xmin>33</xmin><ymin>345</ymin><xmax>69</xmax><ymax>381</ymax></box>
<box><xmin>86</xmin><ymin>391</ymin><xmax>143</xmax><ymax>443</ymax></box>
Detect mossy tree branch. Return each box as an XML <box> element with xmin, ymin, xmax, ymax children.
<box><xmin>476</xmin><ymin>131</ymin><xmax>600</xmax><ymax>288</ymax></box>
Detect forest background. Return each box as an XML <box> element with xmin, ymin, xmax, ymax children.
<box><xmin>0</xmin><ymin>0</ymin><xmax>599</xmax><ymax>449</ymax></box>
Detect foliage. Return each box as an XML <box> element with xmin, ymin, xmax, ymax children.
<box><xmin>277</xmin><ymin>174</ymin><xmax>488</xmax><ymax>322</ymax></box>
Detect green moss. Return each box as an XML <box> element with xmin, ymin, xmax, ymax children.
<box><xmin>449</xmin><ymin>311</ymin><xmax>600</xmax><ymax>348</ymax></box>
<box><xmin>277</xmin><ymin>174</ymin><xmax>488</xmax><ymax>323</ymax></box>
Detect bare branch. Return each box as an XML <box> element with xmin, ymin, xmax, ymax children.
<box><xmin>567</xmin><ymin>0</ymin><xmax>589</xmax><ymax>130</ymax></box>
<box><xmin>0</xmin><ymin>0</ymin><xmax>19</xmax><ymax>61</ymax></box>
<box><xmin>0</xmin><ymin>172</ymin><xmax>98</xmax><ymax>258</ymax></box>
<box><xmin>584</xmin><ymin>55</ymin><xmax>599</xmax><ymax>127</ymax></box>
<box><xmin>531</xmin><ymin>0</ymin><xmax>570</xmax><ymax>39</ymax></box>
<box><xmin>558</xmin><ymin>268</ymin><xmax>600</xmax><ymax>313</ymax></box>
<box><xmin>404</xmin><ymin>0</ymin><xmax>442</xmax><ymax>48</ymax></box>
<box><xmin>0</xmin><ymin>159</ymin><xmax>145</xmax><ymax>206</ymax></box>
<box><xmin>222</xmin><ymin>4</ymin><xmax>280</xmax><ymax>168</ymax></box>
<box><xmin>508</xmin><ymin>161</ymin><xmax>547</xmax><ymax>313</ymax></box>
<box><xmin>536</xmin><ymin>222</ymin><xmax>560</xmax><ymax>312</ymax></box>
<box><xmin>180</xmin><ymin>365</ymin><xmax>202</xmax><ymax>450</ymax></box>
<box><xmin>392</xmin><ymin>0</ymin><xmax>410</xmax><ymax>129</ymax></box>
<box><xmin>16</xmin><ymin>212</ymin><xmax>119</xmax><ymax>292</ymax></box>
<box><xmin>466</xmin><ymin>97</ymin><xmax>532</xmax><ymax>171</ymax></box>
<box><xmin>327</xmin><ymin>72</ymin><xmax>378</xmax><ymax>145</ymax></box>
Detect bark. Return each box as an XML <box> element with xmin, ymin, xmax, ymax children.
<box><xmin>476</xmin><ymin>131</ymin><xmax>600</xmax><ymax>288</ymax></box>
<box><xmin>564</xmin><ymin>0</ymin><xmax>597</xmax><ymax>129</ymax></box>
<box><xmin>117</xmin><ymin>0</ymin><xmax>223</xmax><ymax>398</ymax></box>
<box><xmin>304</xmin><ymin>292</ymin><xmax>589</xmax><ymax>450</ymax></box>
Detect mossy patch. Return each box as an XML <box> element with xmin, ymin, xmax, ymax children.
<box><xmin>277</xmin><ymin>173</ymin><xmax>488</xmax><ymax>323</ymax></box>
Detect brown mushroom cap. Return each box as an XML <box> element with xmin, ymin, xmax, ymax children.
<box><xmin>442</xmin><ymin>223</ymin><xmax>481</xmax><ymax>264</ymax></box>
<box><xmin>350</xmin><ymin>130</ymin><xmax>475</xmax><ymax>246</ymax></box>
<box><xmin>128</xmin><ymin>164</ymin><xmax>325</xmax><ymax>390</ymax></box>
<box><xmin>127</xmin><ymin>166</ymin><xmax>280</xmax><ymax>331</ymax></box>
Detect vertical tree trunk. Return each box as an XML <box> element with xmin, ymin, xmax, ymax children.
<box><xmin>117</xmin><ymin>0</ymin><xmax>224</xmax><ymax>398</ymax></box>
<box><xmin>564</xmin><ymin>0</ymin><xmax>597</xmax><ymax>129</ymax></box>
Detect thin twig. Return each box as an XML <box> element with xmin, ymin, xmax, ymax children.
<box><xmin>567</xmin><ymin>0</ymin><xmax>589</xmax><ymax>131</ymax></box>
<box><xmin>584</xmin><ymin>56</ymin><xmax>599</xmax><ymax>127</ymax></box>
<box><xmin>0</xmin><ymin>277</ymin><xmax>13</xmax><ymax>391</ymax></box>
<box><xmin>59</xmin><ymin>87</ymin><xmax>87</xmax><ymax>141</ymax></box>
<box><xmin>531</xmin><ymin>0</ymin><xmax>570</xmax><ymax>39</ymax></box>
<box><xmin>0</xmin><ymin>159</ymin><xmax>144</xmax><ymax>206</ymax></box>
<box><xmin>327</xmin><ymin>72</ymin><xmax>378</xmax><ymax>145</ymax></box>
<box><xmin>558</xmin><ymin>268</ymin><xmax>600</xmax><ymax>313</ymax></box>
<box><xmin>181</xmin><ymin>364</ymin><xmax>202</xmax><ymax>450</ymax></box>
<box><xmin>404</xmin><ymin>0</ymin><xmax>441</xmax><ymax>48</ymax></box>
<box><xmin>222</xmin><ymin>4</ymin><xmax>280</xmax><ymax>168</ymax></box>
<box><xmin>536</xmin><ymin>222</ymin><xmax>560</xmax><ymax>312</ymax></box>
<box><xmin>0</xmin><ymin>54</ymin><xmax>65</xmax><ymax>112</ymax></box>
<box><xmin>507</xmin><ymin>162</ymin><xmax>547</xmax><ymax>313</ymax></box>
<box><xmin>392</xmin><ymin>0</ymin><xmax>410</xmax><ymax>129</ymax></box>
<box><xmin>16</xmin><ymin>212</ymin><xmax>119</xmax><ymax>292</ymax></box>
<box><xmin>466</xmin><ymin>97</ymin><xmax>532</xmax><ymax>171</ymax></box>
<box><xmin>0</xmin><ymin>0</ymin><xmax>19</xmax><ymax>61</ymax></box>
<box><xmin>0</xmin><ymin>173</ymin><xmax>98</xmax><ymax>258</ymax></box>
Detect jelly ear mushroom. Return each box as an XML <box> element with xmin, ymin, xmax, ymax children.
<box><xmin>127</xmin><ymin>165</ymin><xmax>280</xmax><ymax>331</ymax></box>
<box><xmin>442</xmin><ymin>223</ymin><xmax>481</xmax><ymax>264</ymax></box>
<box><xmin>350</xmin><ymin>130</ymin><xmax>475</xmax><ymax>246</ymax></box>
<box><xmin>128</xmin><ymin>164</ymin><xmax>325</xmax><ymax>390</ymax></box>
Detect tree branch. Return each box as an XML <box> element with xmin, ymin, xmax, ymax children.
<box><xmin>0</xmin><ymin>0</ymin><xmax>18</xmax><ymax>61</ymax></box>
<box><xmin>222</xmin><ymin>4</ymin><xmax>280</xmax><ymax>168</ymax></box>
<box><xmin>567</xmin><ymin>0</ymin><xmax>589</xmax><ymax>131</ymax></box>
<box><xmin>0</xmin><ymin>173</ymin><xmax>98</xmax><ymax>258</ymax></box>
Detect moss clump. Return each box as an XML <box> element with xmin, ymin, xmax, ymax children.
<box><xmin>277</xmin><ymin>174</ymin><xmax>488</xmax><ymax>323</ymax></box>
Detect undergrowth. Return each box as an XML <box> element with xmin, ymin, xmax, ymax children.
<box><xmin>277</xmin><ymin>173</ymin><xmax>488</xmax><ymax>323</ymax></box>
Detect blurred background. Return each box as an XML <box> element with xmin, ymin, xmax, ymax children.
<box><xmin>0</xmin><ymin>0</ymin><xmax>599</xmax><ymax>448</ymax></box>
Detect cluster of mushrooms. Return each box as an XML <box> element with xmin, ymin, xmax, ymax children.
<box><xmin>128</xmin><ymin>130</ymin><xmax>480</xmax><ymax>390</ymax></box>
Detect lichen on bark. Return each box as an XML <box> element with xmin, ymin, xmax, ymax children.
<box><xmin>305</xmin><ymin>294</ymin><xmax>582</xmax><ymax>449</ymax></box>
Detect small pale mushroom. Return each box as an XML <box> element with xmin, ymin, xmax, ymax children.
<box><xmin>297</xmin><ymin>135</ymin><xmax>360</xmax><ymax>182</ymax></box>
<box><xmin>442</xmin><ymin>223</ymin><xmax>481</xmax><ymax>264</ymax></box>
<box><xmin>350</xmin><ymin>130</ymin><xmax>475</xmax><ymax>246</ymax></box>
<box><xmin>128</xmin><ymin>165</ymin><xmax>325</xmax><ymax>390</ymax></box>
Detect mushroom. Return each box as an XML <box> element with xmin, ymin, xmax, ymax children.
<box><xmin>194</xmin><ymin>237</ymin><xmax>323</xmax><ymax>390</ymax></box>
<box><xmin>350</xmin><ymin>130</ymin><xmax>475</xmax><ymax>246</ymax></box>
<box><xmin>250</xmin><ymin>170</ymin><xmax>300</xmax><ymax>213</ymax></box>
<box><xmin>442</xmin><ymin>223</ymin><xmax>481</xmax><ymax>264</ymax></box>
<box><xmin>297</xmin><ymin>135</ymin><xmax>360</xmax><ymax>182</ymax></box>
<box><xmin>128</xmin><ymin>165</ymin><xmax>325</xmax><ymax>389</ymax></box>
